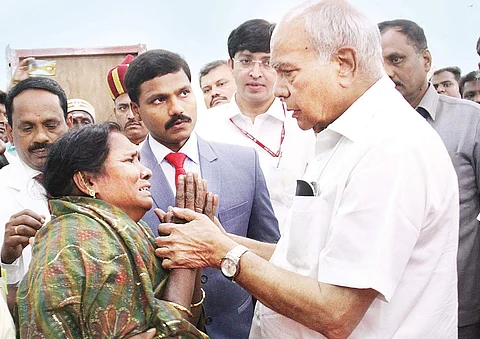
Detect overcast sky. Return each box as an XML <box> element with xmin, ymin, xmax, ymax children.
<box><xmin>2</xmin><ymin>0</ymin><xmax>479</xmax><ymax>92</ymax></box>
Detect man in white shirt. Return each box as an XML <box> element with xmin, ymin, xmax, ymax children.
<box><xmin>0</xmin><ymin>77</ymin><xmax>68</xmax><ymax>311</ymax></box>
<box><xmin>195</xmin><ymin>19</ymin><xmax>315</xmax><ymax>233</ymax></box>
<box><xmin>154</xmin><ymin>0</ymin><xmax>459</xmax><ymax>337</ymax></box>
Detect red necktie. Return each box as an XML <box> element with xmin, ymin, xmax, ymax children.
<box><xmin>165</xmin><ymin>152</ymin><xmax>187</xmax><ymax>187</ymax></box>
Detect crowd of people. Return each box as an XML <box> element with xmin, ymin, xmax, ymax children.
<box><xmin>1</xmin><ymin>0</ymin><xmax>480</xmax><ymax>338</ymax></box>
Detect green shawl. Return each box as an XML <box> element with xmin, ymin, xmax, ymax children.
<box><xmin>16</xmin><ymin>196</ymin><xmax>207</xmax><ymax>338</ymax></box>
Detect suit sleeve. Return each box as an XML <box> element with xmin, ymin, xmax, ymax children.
<box><xmin>247</xmin><ymin>150</ymin><xmax>281</xmax><ymax>243</ymax></box>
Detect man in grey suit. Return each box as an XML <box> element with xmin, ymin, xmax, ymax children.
<box><xmin>124</xmin><ymin>49</ymin><xmax>280</xmax><ymax>339</ymax></box>
<box><xmin>380</xmin><ymin>19</ymin><xmax>480</xmax><ymax>339</ymax></box>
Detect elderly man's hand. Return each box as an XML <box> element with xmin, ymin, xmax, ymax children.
<box><xmin>1</xmin><ymin>209</ymin><xmax>45</xmax><ymax>264</ymax></box>
<box><xmin>155</xmin><ymin>208</ymin><xmax>237</xmax><ymax>269</ymax></box>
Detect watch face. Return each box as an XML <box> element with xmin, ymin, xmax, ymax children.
<box><xmin>221</xmin><ymin>258</ymin><xmax>237</xmax><ymax>278</ymax></box>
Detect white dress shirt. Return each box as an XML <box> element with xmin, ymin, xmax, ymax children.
<box><xmin>250</xmin><ymin>77</ymin><xmax>459</xmax><ymax>338</ymax></box>
<box><xmin>148</xmin><ymin>132</ymin><xmax>201</xmax><ymax>194</ymax></box>
<box><xmin>196</xmin><ymin>96</ymin><xmax>315</xmax><ymax>233</ymax></box>
<box><xmin>0</xmin><ymin>156</ymin><xmax>49</xmax><ymax>284</ymax></box>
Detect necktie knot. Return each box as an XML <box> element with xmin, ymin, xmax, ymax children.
<box><xmin>165</xmin><ymin>152</ymin><xmax>187</xmax><ymax>187</ymax></box>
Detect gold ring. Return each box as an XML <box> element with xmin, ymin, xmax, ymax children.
<box><xmin>15</xmin><ymin>226</ymin><xmax>19</xmax><ymax>235</ymax></box>
<box><xmin>195</xmin><ymin>208</ymin><xmax>203</xmax><ymax>213</ymax></box>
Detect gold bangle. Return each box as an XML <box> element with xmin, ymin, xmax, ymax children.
<box><xmin>167</xmin><ymin>301</ymin><xmax>193</xmax><ymax>317</ymax></box>
<box><xmin>191</xmin><ymin>288</ymin><xmax>205</xmax><ymax>308</ymax></box>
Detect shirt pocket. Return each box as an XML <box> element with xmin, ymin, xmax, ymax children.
<box><xmin>283</xmin><ymin>196</ymin><xmax>331</xmax><ymax>273</ymax></box>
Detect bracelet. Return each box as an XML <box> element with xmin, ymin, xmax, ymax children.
<box><xmin>191</xmin><ymin>288</ymin><xmax>205</xmax><ymax>308</ymax></box>
<box><xmin>167</xmin><ymin>301</ymin><xmax>193</xmax><ymax>317</ymax></box>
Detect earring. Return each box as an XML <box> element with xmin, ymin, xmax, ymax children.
<box><xmin>79</xmin><ymin>173</ymin><xmax>96</xmax><ymax>199</ymax></box>
<box><xmin>87</xmin><ymin>188</ymin><xmax>96</xmax><ymax>199</ymax></box>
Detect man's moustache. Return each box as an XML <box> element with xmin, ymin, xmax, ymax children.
<box><xmin>125</xmin><ymin>119</ymin><xmax>141</xmax><ymax>129</ymax></box>
<box><xmin>211</xmin><ymin>96</ymin><xmax>228</xmax><ymax>107</ymax></box>
<box><xmin>28</xmin><ymin>142</ymin><xmax>51</xmax><ymax>153</ymax></box>
<box><xmin>164</xmin><ymin>114</ymin><xmax>192</xmax><ymax>130</ymax></box>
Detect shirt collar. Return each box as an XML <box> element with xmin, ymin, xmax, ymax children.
<box><xmin>326</xmin><ymin>75</ymin><xmax>392</xmax><ymax>143</ymax></box>
<box><xmin>227</xmin><ymin>93</ymin><xmax>286</xmax><ymax>122</ymax></box>
<box><xmin>416</xmin><ymin>83</ymin><xmax>438</xmax><ymax>121</ymax></box>
<box><xmin>148</xmin><ymin>132</ymin><xmax>200</xmax><ymax>165</ymax></box>
<box><xmin>20</xmin><ymin>158</ymin><xmax>42</xmax><ymax>180</ymax></box>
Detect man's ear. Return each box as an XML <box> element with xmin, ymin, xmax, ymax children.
<box><xmin>73</xmin><ymin>171</ymin><xmax>97</xmax><ymax>197</ymax></box>
<box><xmin>6</xmin><ymin>124</ymin><xmax>13</xmax><ymax>146</ymax></box>
<box><xmin>421</xmin><ymin>49</ymin><xmax>432</xmax><ymax>73</ymax></box>
<box><xmin>334</xmin><ymin>46</ymin><xmax>358</xmax><ymax>87</ymax></box>
<box><xmin>227</xmin><ymin>59</ymin><xmax>234</xmax><ymax>70</ymax></box>
<box><xmin>130</xmin><ymin>102</ymin><xmax>142</xmax><ymax>121</ymax></box>
<box><xmin>66</xmin><ymin>113</ymin><xmax>73</xmax><ymax>129</ymax></box>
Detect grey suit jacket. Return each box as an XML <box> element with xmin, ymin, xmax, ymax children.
<box><xmin>418</xmin><ymin>85</ymin><xmax>480</xmax><ymax>327</ymax></box>
<box><xmin>140</xmin><ymin>135</ymin><xmax>280</xmax><ymax>339</ymax></box>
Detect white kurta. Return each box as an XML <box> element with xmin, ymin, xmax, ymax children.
<box><xmin>250</xmin><ymin>76</ymin><xmax>459</xmax><ymax>338</ymax></box>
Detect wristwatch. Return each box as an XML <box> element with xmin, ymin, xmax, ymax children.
<box><xmin>220</xmin><ymin>245</ymin><xmax>249</xmax><ymax>280</ymax></box>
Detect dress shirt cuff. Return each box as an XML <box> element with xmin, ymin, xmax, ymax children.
<box><xmin>1</xmin><ymin>257</ymin><xmax>24</xmax><ymax>285</ymax></box>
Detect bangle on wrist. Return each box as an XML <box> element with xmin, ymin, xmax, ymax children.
<box><xmin>191</xmin><ymin>288</ymin><xmax>205</xmax><ymax>308</ymax></box>
<box><xmin>167</xmin><ymin>301</ymin><xmax>193</xmax><ymax>317</ymax></box>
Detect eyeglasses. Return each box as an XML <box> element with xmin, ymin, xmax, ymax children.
<box><xmin>232</xmin><ymin>58</ymin><xmax>272</xmax><ymax>70</ymax></box>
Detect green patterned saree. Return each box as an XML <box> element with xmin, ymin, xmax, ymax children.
<box><xmin>17</xmin><ymin>197</ymin><xmax>207</xmax><ymax>338</ymax></box>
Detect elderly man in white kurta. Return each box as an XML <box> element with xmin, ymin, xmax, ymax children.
<box><xmin>153</xmin><ymin>1</ymin><xmax>459</xmax><ymax>338</ymax></box>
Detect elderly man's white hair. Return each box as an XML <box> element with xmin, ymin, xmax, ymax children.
<box><xmin>279</xmin><ymin>0</ymin><xmax>384</xmax><ymax>78</ymax></box>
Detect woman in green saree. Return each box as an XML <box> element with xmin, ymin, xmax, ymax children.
<box><xmin>16</xmin><ymin>122</ymin><xmax>209</xmax><ymax>338</ymax></box>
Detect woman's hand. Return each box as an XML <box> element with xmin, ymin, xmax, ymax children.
<box><xmin>175</xmin><ymin>172</ymin><xmax>219</xmax><ymax>221</ymax></box>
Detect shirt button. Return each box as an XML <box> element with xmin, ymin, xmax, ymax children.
<box><xmin>201</xmin><ymin>274</ymin><xmax>208</xmax><ymax>284</ymax></box>
<box><xmin>205</xmin><ymin>316</ymin><xmax>212</xmax><ymax>325</ymax></box>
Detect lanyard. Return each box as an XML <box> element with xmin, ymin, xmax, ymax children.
<box><xmin>229</xmin><ymin>104</ymin><xmax>286</xmax><ymax>158</ymax></box>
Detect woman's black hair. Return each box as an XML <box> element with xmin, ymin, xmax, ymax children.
<box><xmin>43</xmin><ymin>122</ymin><xmax>121</xmax><ymax>198</ymax></box>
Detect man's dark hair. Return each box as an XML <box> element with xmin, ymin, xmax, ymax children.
<box><xmin>227</xmin><ymin>19</ymin><xmax>276</xmax><ymax>59</ymax></box>
<box><xmin>43</xmin><ymin>122</ymin><xmax>121</xmax><ymax>198</ymax></box>
<box><xmin>125</xmin><ymin>49</ymin><xmax>191</xmax><ymax>104</ymax></box>
<box><xmin>199</xmin><ymin>60</ymin><xmax>228</xmax><ymax>86</ymax></box>
<box><xmin>5</xmin><ymin>77</ymin><xmax>68</xmax><ymax>127</ymax></box>
<box><xmin>459</xmin><ymin>70</ymin><xmax>480</xmax><ymax>96</ymax></box>
<box><xmin>378</xmin><ymin>19</ymin><xmax>428</xmax><ymax>53</ymax></box>
<box><xmin>433</xmin><ymin>66</ymin><xmax>462</xmax><ymax>83</ymax></box>
<box><xmin>0</xmin><ymin>90</ymin><xmax>6</xmax><ymax>105</ymax></box>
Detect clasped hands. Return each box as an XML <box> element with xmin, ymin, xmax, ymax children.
<box><xmin>155</xmin><ymin>172</ymin><xmax>218</xmax><ymax>224</ymax></box>
<box><xmin>154</xmin><ymin>172</ymin><xmax>236</xmax><ymax>270</ymax></box>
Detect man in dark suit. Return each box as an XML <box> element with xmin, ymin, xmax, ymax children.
<box><xmin>125</xmin><ymin>49</ymin><xmax>280</xmax><ymax>339</ymax></box>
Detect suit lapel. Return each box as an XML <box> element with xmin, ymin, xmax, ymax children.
<box><xmin>140</xmin><ymin>137</ymin><xmax>175</xmax><ymax>210</ymax></box>
<box><xmin>197</xmin><ymin>136</ymin><xmax>221</xmax><ymax>198</ymax></box>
